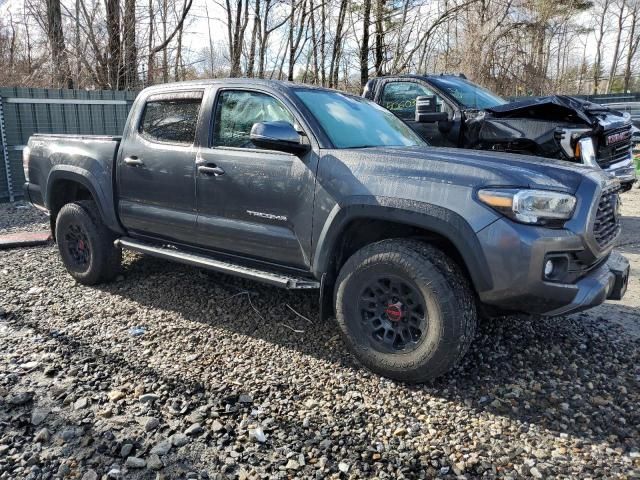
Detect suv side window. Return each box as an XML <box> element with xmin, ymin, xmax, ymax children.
<box><xmin>139</xmin><ymin>93</ymin><xmax>203</xmax><ymax>144</ymax></box>
<box><xmin>381</xmin><ymin>82</ymin><xmax>446</xmax><ymax>120</ymax></box>
<box><xmin>213</xmin><ymin>90</ymin><xmax>295</xmax><ymax>148</ymax></box>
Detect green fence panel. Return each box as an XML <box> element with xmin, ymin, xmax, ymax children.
<box><xmin>0</xmin><ymin>87</ymin><xmax>138</xmax><ymax>202</ymax></box>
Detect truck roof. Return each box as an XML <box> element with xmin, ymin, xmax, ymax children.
<box><xmin>141</xmin><ymin>78</ymin><xmax>341</xmax><ymax>96</ymax></box>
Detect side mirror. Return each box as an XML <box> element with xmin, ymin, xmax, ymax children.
<box><xmin>250</xmin><ymin>121</ymin><xmax>309</xmax><ymax>154</ymax></box>
<box><xmin>415</xmin><ymin>96</ymin><xmax>448</xmax><ymax>123</ymax></box>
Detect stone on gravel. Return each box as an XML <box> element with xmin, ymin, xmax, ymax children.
<box><xmin>34</xmin><ymin>428</ymin><xmax>49</xmax><ymax>443</ymax></box>
<box><xmin>185</xmin><ymin>423</ymin><xmax>203</xmax><ymax>436</ymax></box>
<box><xmin>7</xmin><ymin>391</ymin><xmax>33</xmax><ymax>405</ymax></box>
<box><xmin>120</xmin><ymin>443</ymin><xmax>134</xmax><ymax>458</ymax></box>
<box><xmin>249</xmin><ymin>427</ymin><xmax>266</xmax><ymax>443</ymax></box>
<box><xmin>108</xmin><ymin>390</ymin><xmax>125</xmax><ymax>402</ymax></box>
<box><xmin>125</xmin><ymin>456</ymin><xmax>146</xmax><ymax>469</ymax></box>
<box><xmin>146</xmin><ymin>454</ymin><xmax>163</xmax><ymax>470</ymax></box>
<box><xmin>144</xmin><ymin>417</ymin><xmax>160</xmax><ymax>431</ymax></box>
<box><xmin>171</xmin><ymin>434</ymin><xmax>189</xmax><ymax>447</ymax></box>
<box><xmin>82</xmin><ymin>470</ymin><xmax>98</xmax><ymax>480</ymax></box>
<box><xmin>74</xmin><ymin>397</ymin><xmax>89</xmax><ymax>409</ymax></box>
<box><xmin>285</xmin><ymin>459</ymin><xmax>300</xmax><ymax>470</ymax></box>
<box><xmin>31</xmin><ymin>407</ymin><xmax>49</xmax><ymax>425</ymax></box>
<box><xmin>211</xmin><ymin>420</ymin><xmax>224</xmax><ymax>432</ymax></box>
<box><xmin>150</xmin><ymin>440</ymin><xmax>172</xmax><ymax>456</ymax></box>
<box><xmin>139</xmin><ymin>393</ymin><xmax>159</xmax><ymax>403</ymax></box>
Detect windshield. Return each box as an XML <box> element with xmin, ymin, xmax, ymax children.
<box><xmin>294</xmin><ymin>90</ymin><xmax>425</xmax><ymax>149</ymax></box>
<box><xmin>428</xmin><ymin>76</ymin><xmax>507</xmax><ymax>109</ymax></box>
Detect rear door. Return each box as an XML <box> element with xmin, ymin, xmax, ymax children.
<box><xmin>117</xmin><ymin>91</ymin><xmax>203</xmax><ymax>244</ymax></box>
<box><xmin>194</xmin><ymin>87</ymin><xmax>318</xmax><ymax>269</ymax></box>
<box><xmin>378</xmin><ymin>80</ymin><xmax>457</xmax><ymax>147</ymax></box>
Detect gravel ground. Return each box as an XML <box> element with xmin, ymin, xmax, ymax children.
<box><xmin>0</xmin><ymin>202</ymin><xmax>49</xmax><ymax>235</ymax></box>
<box><xmin>1</xmin><ymin>190</ymin><xmax>639</xmax><ymax>480</ymax></box>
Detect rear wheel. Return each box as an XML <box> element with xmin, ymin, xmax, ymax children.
<box><xmin>334</xmin><ymin>239</ymin><xmax>477</xmax><ymax>383</ymax></box>
<box><xmin>55</xmin><ymin>200</ymin><xmax>121</xmax><ymax>285</ymax></box>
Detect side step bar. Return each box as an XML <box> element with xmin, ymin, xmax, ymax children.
<box><xmin>114</xmin><ymin>237</ymin><xmax>320</xmax><ymax>290</ymax></box>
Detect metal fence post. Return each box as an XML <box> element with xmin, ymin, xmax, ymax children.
<box><xmin>0</xmin><ymin>96</ymin><xmax>14</xmax><ymax>202</ymax></box>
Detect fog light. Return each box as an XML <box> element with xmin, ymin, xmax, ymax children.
<box><xmin>544</xmin><ymin>260</ymin><xmax>554</xmax><ymax>278</ymax></box>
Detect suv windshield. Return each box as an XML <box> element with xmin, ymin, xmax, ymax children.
<box><xmin>428</xmin><ymin>76</ymin><xmax>507</xmax><ymax>109</ymax></box>
<box><xmin>294</xmin><ymin>89</ymin><xmax>425</xmax><ymax>149</ymax></box>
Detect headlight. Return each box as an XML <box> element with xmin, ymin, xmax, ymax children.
<box><xmin>478</xmin><ymin>188</ymin><xmax>576</xmax><ymax>226</ymax></box>
<box><xmin>576</xmin><ymin>137</ymin><xmax>598</xmax><ymax>167</ymax></box>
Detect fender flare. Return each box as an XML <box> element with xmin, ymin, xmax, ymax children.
<box><xmin>311</xmin><ymin>195</ymin><xmax>493</xmax><ymax>293</ymax></box>
<box><xmin>46</xmin><ymin>166</ymin><xmax>123</xmax><ymax>234</ymax></box>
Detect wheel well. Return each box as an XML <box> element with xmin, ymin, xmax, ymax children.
<box><xmin>319</xmin><ymin>218</ymin><xmax>475</xmax><ymax>320</ymax></box>
<box><xmin>49</xmin><ymin>180</ymin><xmax>94</xmax><ymax>237</ymax></box>
<box><xmin>332</xmin><ymin>218</ymin><xmax>470</xmax><ymax>278</ymax></box>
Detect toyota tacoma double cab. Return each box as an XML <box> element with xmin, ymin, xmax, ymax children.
<box><xmin>364</xmin><ymin>74</ymin><xmax>637</xmax><ymax>191</ymax></box>
<box><xmin>23</xmin><ymin>79</ymin><xmax>629</xmax><ymax>382</ymax></box>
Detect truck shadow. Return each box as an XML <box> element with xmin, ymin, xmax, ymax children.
<box><xmin>96</xmin><ymin>251</ymin><xmax>639</xmax><ymax>451</ymax></box>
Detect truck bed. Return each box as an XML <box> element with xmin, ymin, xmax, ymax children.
<box><xmin>24</xmin><ymin>134</ymin><xmax>122</xmax><ymax>233</ymax></box>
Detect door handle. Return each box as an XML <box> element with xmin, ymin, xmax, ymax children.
<box><xmin>124</xmin><ymin>156</ymin><xmax>144</xmax><ymax>167</ymax></box>
<box><xmin>198</xmin><ymin>165</ymin><xmax>225</xmax><ymax>176</ymax></box>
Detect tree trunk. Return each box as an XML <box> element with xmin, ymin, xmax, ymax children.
<box><xmin>329</xmin><ymin>0</ymin><xmax>347</xmax><ymax>87</ymax></box>
<box><xmin>106</xmin><ymin>0</ymin><xmax>121</xmax><ymax>88</ymax></box>
<box><xmin>162</xmin><ymin>0</ymin><xmax>168</xmax><ymax>83</ymax></box>
<box><xmin>623</xmin><ymin>8</ymin><xmax>639</xmax><ymax>92</ymax></box>
<box><xmin>360</xmin><ymin>0</ymin><xmax>371</xmax><ymax>86</ymax></box>
<box><xmin>374</xmin><ymin>0</ymin><xmax>385</xmax><ymax>76</ymax></box>
<box><xmin>247</xmin><ymin>0</ymin><xmax>261</xmax><ymax>77</ymax></box>
<box><xmin>123</xmin><ymin>0</ymin><xmax>137</xmax><ymax>88</ymax></box>
<box><xmin>147</xmin><ymin>0</ymin><xmax>154</xmax><ymax>84</ymax></box>
<box><xmin>593</xmin><ymin>0</ymin><xmax>610</xmax><ymax>94</ymax></box>
<box><xmin>46</xmin><ymin>0</ymin><xmax>73</xmax><ymax>88</ymax></box>
<box><xmin>320</xmin><ymin>0</ymin><xmax>326</xmax><ymax>85</ymax></box>
<box><xmin>309</xmin><ymin>0</ymin><xmax>319</xmax><ymax>83</ymax></box>
<box><xmin>606</xmin><ymin>1</ymin><xmax>625</xmax><ymax>93</ymax></box>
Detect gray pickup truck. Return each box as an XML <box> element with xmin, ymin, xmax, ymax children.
<box><xmin>23</xmin><ymin>79</ymin><xmax>629</xmax><ymax>382</ymax></box>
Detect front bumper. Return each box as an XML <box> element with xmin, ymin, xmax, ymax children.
<box><xmin>476</xmin><ymin>217</ymin><xmax>629</xmax><ymax>317</ymax></box>
<box><xmin>542</xmin><ymin>251</ymin><xmax>628</xmax><ymax>316</ymax></box>
<box><xmin>603</xmin><ymin>157</ymin><xmax>637</xmax><ymax>186</ymax></box>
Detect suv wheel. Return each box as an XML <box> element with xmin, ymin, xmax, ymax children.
<box><xmin>334</xmin><ymin>239</ymin><xmax>477</xmax><ymax>383</ymax></box>
<box><xmin>55</xmin><ymin>200</ymin><xmax>121</xmax><ymax>285</ymax></box>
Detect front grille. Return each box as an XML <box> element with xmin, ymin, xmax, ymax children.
<box><xmin>593</xmin><ymin>186</ymin><xmax>621</xmax><ymax>249</ymax></box>
<box><xmin>597</xmin><ymin>126</ymin><xmax>632</xmax><ymax>168</ymax></box>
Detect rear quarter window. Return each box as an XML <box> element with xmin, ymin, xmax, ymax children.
<box><xmin>139</xmin><ymin>92</ymin><xmax>203</xmax><ymax>144</ymax></box>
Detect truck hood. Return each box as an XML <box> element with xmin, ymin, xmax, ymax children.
<box><xmin>336</xmin><ymin>145</ymin><xmax>599</xmax><ymax>193</ymax></box>
<box><xmin>483</xmin><ymin>95</ymin><xmax>631</xmax><ymax>131</ymax></box>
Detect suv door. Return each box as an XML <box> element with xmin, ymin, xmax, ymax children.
<box><xmin>379</xmin><ymin>81</ymin><xmax>456</xmax><ymax>147</ymax></box>
<box><xmin>117</xmin><ymin>90</ymin><xmax>203</xmax><ymax>244</ymax></box>
<box><xmin>194</xmin><ymin>88</ymin><xmax>317</xmax><ymax>269</ymax></box>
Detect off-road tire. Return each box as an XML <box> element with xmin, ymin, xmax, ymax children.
<box><xmin>334</xmin><ymin>239</ymin><xmax>477</xmax><ymax>383</ymax></box>
<box><xmin>55</xmin><ymin>200</ymin><xmax>121</xmax><ymax>285</ymax></box>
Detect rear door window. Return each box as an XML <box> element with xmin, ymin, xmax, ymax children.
<box><xmin>139</xmin><ymin>92</ymin><xmax>203</xmax><ymax>144</ymax></box>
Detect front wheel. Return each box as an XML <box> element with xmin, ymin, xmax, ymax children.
<box><xmin>334</xmin><ymin>239</ymin><xmax>477</xmax><ymax>383</ymax></box>
<box><xmin>55</xmin><ymin>200</ymin><xmax>121</xmax><ymax>285</ymax></box>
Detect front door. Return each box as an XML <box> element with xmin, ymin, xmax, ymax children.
<box><xmin>117</xmin><ymin>91</ymin><xmax>203</xmax><ymax>244</ymax></box>
<box><xmin>195</xmin><ymin>88</ymin><xmax>317</xmax><ymax>269</ymax></box>
<box><xmin>379</xmin><ymin>80</ymin><xmax>457</xmax><ymax>147</ymax></box>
